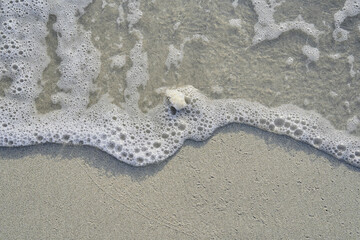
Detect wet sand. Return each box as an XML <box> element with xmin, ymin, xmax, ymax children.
<box><xmin>1</xmin><ymin>123</ymin><xmax>359</xmax><ymax>239</ymax></box>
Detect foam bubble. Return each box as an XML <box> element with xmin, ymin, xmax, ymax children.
<box><xmin>302</xmin><ymin>45</ymin><xmax>320</xmax><ymax>62</ymax></box>
<box><xmin>229</xmin><ymin>19</ymin><xmax>242</xmax><ymax>29</ymax></box>
<box><xmin>333</xmin><ymin>0</ymin><xmax>360</xmax><ymax>42</ymax></box>
<box><xmin>110</xmin><ymin>55</ymin><xmax>126</xmax><ymax>69</ymax></box>
<box><xmin>165</xmin><ymin>45</ymin><xmax>184</xmax><ymax>70</ymax></box>
<box><xmin>286</xmin><ymin>57</ymin><xmax>294</xmax><ymax>65</ymax></box>
<box><xmin>251</xmin><ymin>0</ymin><xmax>322</xmax><ymax>45</ymax></box>
<box><xmin>232</xmin><ymin>0</ymin><xmax>239</xmax><ymax>8</ymax></box>
<box><xmin>347</xmin><ymin>55</ymin><xmax>356</xmax><ymax>77</ymax></box>
<box><xmin>127</xmin><ymin>0</ymin><xmax>143</xmax><ymax>30</ymax></box>
<box><xmin>0</xmin><ymin>0</ymin><xmax>360</xmax><ymax>170</ymax></box>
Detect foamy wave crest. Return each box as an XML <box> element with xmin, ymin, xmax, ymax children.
<box><xmin>1</xmin><ymin>0</ymin><xmax>360</xmax><ymax>168</ymax></box>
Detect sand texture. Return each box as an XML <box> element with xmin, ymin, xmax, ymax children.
<box><xmin>1</xmin><ymin>124</ymin><xmax>359</xmax><ymax>239</ymax></box>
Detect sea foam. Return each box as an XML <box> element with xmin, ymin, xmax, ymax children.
<box><xmin>1</xmin><ymin>0</ymin><xmax>360</xmax><ymax>168</ymax></box>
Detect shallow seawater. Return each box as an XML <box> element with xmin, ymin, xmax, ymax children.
<box><xmin>1</xmin><ymin>0</ymin><xmax>360</xmax><ymax>163</ymax></box>
<box><xmin>4</xmin><ymin>0</ymin><xmax>354</xmax><ymax>167</ymax></box>
<box><xmin>71</xmin><ymin>0</ymin><xmax>360</xmax><ymax>131</ymax></box>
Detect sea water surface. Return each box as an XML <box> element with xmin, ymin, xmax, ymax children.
<box><xmin>1</xmin><ymin>0</ymin><xmax>360</xmax><ymax>164</ymax></box>
<box><xmin>74</xmin><ymin>0</ymin><xmax>360</xmax><ymax>132</ymax></box>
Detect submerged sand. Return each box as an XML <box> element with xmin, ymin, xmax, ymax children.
<box><xmin>1</xmin><ymin>124</ymin><xmax>359</xmax><ymax>239</ymax></box>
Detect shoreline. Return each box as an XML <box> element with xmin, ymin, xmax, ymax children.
<box><xmin>1</xmin><ymin>124</ymin><xmax>359</xmax><ymax>239</ymax></box>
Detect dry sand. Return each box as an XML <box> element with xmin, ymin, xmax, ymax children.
<box><xmin>1</xmin><ymin>124</ymin><xmax>359</xmax><ymax>239</ymax></box>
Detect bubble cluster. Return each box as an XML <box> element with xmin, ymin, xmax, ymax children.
<box><xmin>0</xmin><ymin>0</ymin><xmax>359</xmax><ymax>169</ymax></box>
<box><xmin>251</xmin><ymin>0</ymin><xmax>322</xmax><ymax>45</ymax></box>
<box><xmin>333</xmin><ymin>0</ymin><xmax>360</xmax><ymax>42</ymax></box>
<box><xmin>302</xmin><ymin>45</ymin><xmax>320</xmax><ymax>62</ymax></box>
<box><xmin>75</xmin><ymin>85</ymin><xmax>360</xmax><ymax>167</ymax></box>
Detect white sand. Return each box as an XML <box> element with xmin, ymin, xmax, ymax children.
<box><xmin>1</xmin><ymin>124</ymin><xmax>359</xmax><ymax>239</ymax></box>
